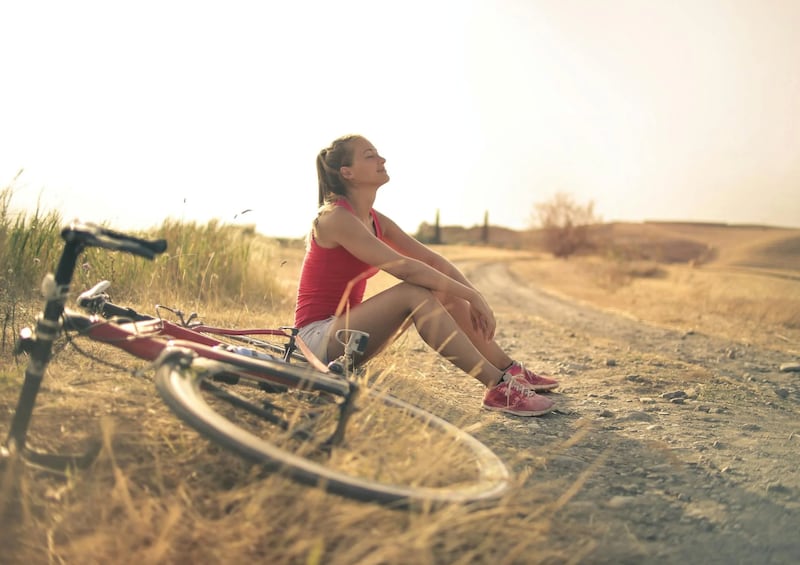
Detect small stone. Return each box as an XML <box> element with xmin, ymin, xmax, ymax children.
<box><xmin>620</xmin><ymin>411</ymin><xmax>654</xmax><ymax>422</ymax></box>
<box><xmin>779</xmin><ymin>363</ymin><xmax>800</xmax><ymax>373</ymax></box>
<box><xmin>605</xmin><ymin>358</ymin><xmax>617</xmax><ymax>367</ymax></box>
<box><xmin>607</xmin><ymin>495</ymin><xmax>636</xmax><ymax>508</ymax></box>
<box><xmin>766</xmin><ymin>482</ymin><xmax>791</xmax><ymax>494</ymax></box>
<box><xmin>775</xmin><ymin>388</ymin><xmax>789</xmax><ymax>399</ymax></box>
<box><xmin>661</xmin><ymin>390</ymin><xmax>687</xmax><ymax>400</ymax></box>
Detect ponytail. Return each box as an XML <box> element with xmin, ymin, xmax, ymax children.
<box><xmin>316</xmin><ymin>135</ymin><xmax>360</xmax><ymax>207</ymax></box>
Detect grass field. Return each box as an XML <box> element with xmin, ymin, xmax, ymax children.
<box><xmin>2</xmin><ymin>187</ymin><xmax>799</xmax><ymax>563</ymax></box>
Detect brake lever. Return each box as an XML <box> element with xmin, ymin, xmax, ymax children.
<box><xmin>76</xmin><ymin>280</ymin><xmax>112</xmax><ymax>311</ymax></box>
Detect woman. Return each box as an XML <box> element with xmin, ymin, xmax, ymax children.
<box><xmin>294</xmin><ymin>134</ymin><xmax>558</xmax><ymax>417</ymax></box>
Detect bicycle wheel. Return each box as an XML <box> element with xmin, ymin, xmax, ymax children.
<box><xmin>154</xmin><ymin>347</ymin><xmax>510</xmax><ymax>507</ymax></box>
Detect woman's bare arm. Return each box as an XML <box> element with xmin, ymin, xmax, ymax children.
<box><xmin>376</xmin><ymin>211</ymin><xmax>477</xmax><ymax>289</ymax></box>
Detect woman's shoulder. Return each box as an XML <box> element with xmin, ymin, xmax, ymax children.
<box><xmin>313</xmin><ymin>205</ymin><xmax>360</xmax><ymax>247</ymax></box>
<box><xmin>316</xmin><ymin>199</ymin><xmax>355</xmax><ymax>223</ymax></box>
<box><xmin>317</xmin><ymin>203</ymin><xmax>355</xmax><ymax>226</ymax></box>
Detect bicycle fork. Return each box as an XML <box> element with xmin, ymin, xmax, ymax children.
<box><xmin>2</xmin><ymin>239</ymin><xmax>102</xmax><ymax>471</ymax></box>
<box><xmin>5</xmin><ymin>315</ymin><xmax>60</xmax><ymax>454</ymax></box>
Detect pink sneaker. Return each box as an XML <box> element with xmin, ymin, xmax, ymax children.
<box><xmin>483</xmin><ymin>375</ymin><xmax>555</xmax><ymax>416</ymax></box>
<box><xmin>506</xmin><ymin>361</ymin><xmax>559</xmax><ymax>392</ymax></box>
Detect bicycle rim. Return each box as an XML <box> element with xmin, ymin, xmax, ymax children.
<box><xmin>154</xmin><ymin>350</ymin><xmax>510</xmax><ymax>508</ymax></box>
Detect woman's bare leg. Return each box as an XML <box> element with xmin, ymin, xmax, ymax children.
<box><xmin>327</xmin><ymin>283</ymin><xmax>504</xmax><ymax>387</ymax></box>
<box><xmin>434</xmin><ymin>292</ymin><xmax>513</xmax><ymax>370</ymax></box>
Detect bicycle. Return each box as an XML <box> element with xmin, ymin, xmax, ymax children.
<box><xmin>1</xmin><ymin>221</ymin><xmax>510</xmax><ymax>508</ymax></box>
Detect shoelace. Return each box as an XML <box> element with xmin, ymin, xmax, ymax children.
<box><xmin>501</xmin><ymin>373</ymin><xmax>537</xmax><ymax>397</ymax></box>
<box><xmin>514</xmin><ymin>362</ymin><xmax>552</xmax><ymax>384</ymax></box>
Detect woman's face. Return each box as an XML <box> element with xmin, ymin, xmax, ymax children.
<box><xmin>341</xmin><ymin>137</ymin><xmax>390</xmax><ymax>187</ymax></box>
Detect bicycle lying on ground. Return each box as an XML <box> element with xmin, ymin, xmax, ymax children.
<box><xmin>1</xmin><ymin>221</ymin><xmax>510</xmax><ymax>507</ymax></box>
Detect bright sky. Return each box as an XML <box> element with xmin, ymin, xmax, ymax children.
<box><xmin>2</xmin><ymin>0</ymin><xmax>799</xmax><ymax>238</ymax></box>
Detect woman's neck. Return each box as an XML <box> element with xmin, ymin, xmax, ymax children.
<box><xmin>342</xmin><ymin>190</ymin><xmax>376</xmax><ymax>223</ymax></box>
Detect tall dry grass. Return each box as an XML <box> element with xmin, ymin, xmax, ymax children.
<box><xmin>0</xmin><ymin>185</ymin><xmax>64</xmax><ymax>354</ymax></box>
<box><xmin>0</xmin><ymin>184</ymin><xmax>289</xmax><ymax>356</ymax></box>
<box><xmin>149</xmin><ymin>218</ymin><xmax>287</xmax><ymax>310</ymax></box>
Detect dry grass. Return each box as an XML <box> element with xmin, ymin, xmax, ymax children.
<box><xmin>2</xmin><ymin>212</ymin><xmax>799</xmax><ymax>563</ymax></box>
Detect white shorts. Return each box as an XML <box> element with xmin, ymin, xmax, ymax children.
<box><xmin>297</xmin><ymin>316</ymin><xmax>336</xmax><ymax>364</ymax></box>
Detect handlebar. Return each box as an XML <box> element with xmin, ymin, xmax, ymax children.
<box><xmin>45</xmin><ymin>221</ymin><xmax>167</xmax><ymax>307</ymax></box>
<box><xmin>62</xmin><ymin>220</ymin><xmax>167</xmax><ymax>259</ymax></box>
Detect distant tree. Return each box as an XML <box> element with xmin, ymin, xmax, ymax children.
<box><xmin>533</xmin><ymin>192</ymin><xmax>599</xmax><ymax>258</ymax></box>
<box><xmin>414</xmin><ymin>210</ymin><xmax>443</xmax><ymax>244</ymax></box>
<box><xmin>481</xmin><ymin>210</ymin><xmax>489</xmax><ymax>244</ymax></box>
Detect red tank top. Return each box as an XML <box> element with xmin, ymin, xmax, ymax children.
<box><xmin>294</xmin><ymin>200</ymin><xmax>384</xmax><ymax>328</ymax></box>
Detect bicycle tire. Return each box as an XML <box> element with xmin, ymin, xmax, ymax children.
<box><xmin>154</xmin><ymin>347</ymin><xmax>510</xmax><ymax>508</ymax></box>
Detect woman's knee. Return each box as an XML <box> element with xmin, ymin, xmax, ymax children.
<box><xmin>432</xmin><ymin>289</ymin><xmax>469</xmax><ymax>319</ymax></box>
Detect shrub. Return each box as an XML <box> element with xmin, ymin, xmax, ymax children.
<box><xmin>533</xmin><ymin>192</ymin><xmax>599</xmax><ymax>258</ymax></box>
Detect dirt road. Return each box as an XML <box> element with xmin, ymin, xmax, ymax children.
<box><xmin>413</xmin><ymin>257</ymin><xmax>800</xmax><ymax>564</ymax></box>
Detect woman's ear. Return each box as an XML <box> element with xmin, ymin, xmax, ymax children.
<box><xmin>340</xmin><ymin>166</ymin><xmax>353</xmax><ymax>180</ymax></box>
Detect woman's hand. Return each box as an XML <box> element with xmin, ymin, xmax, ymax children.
<box><xmin>468</xmin><ymin>291</ymin><xmax>496</xmax><ymax>342</ymax></box>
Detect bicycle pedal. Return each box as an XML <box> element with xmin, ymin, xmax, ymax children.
<box><xmin>327</xmin><ymin>356</ymin><xmax>355</xmax><ymax>376</ymax></box>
